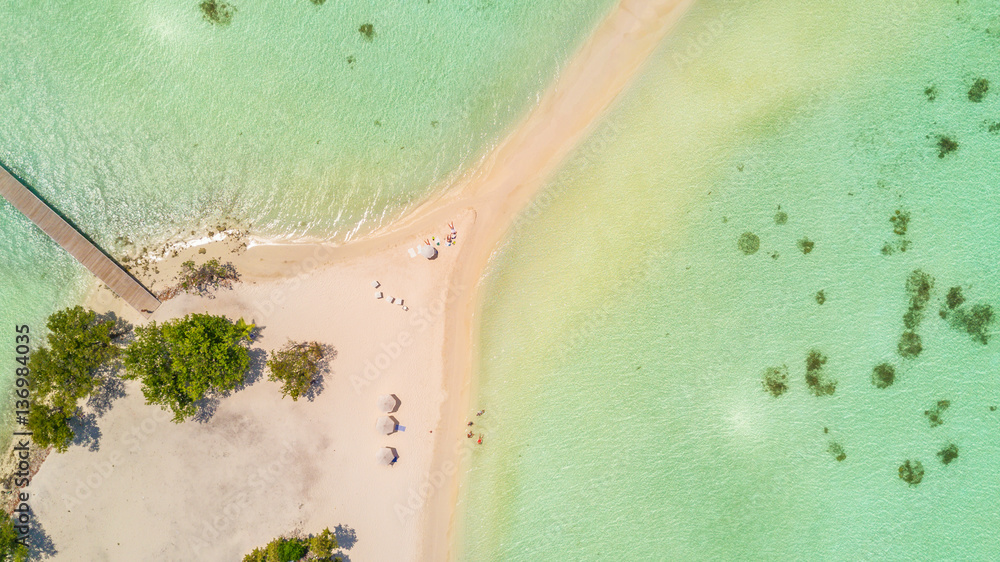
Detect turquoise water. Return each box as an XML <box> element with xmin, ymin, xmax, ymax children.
<box><xmin>461</xmin><ymin>0</ymin><xmax>1000</xmax><ymax>559</ymax></box>
<box><xmin>0</xmin><ymin>0</ymin><xmax>616</xmax><ymax>446</ymax></box>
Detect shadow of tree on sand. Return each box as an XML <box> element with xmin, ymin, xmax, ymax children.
<box><xmin>85</xmin><ymin>374</ymin><xmax>126</xmax><ymax>418</ymax></box>
<box><xmin>28</xmin><ymin>516</ymin><xmax>57</xmax><ymax>560</ymax></box>
<box><xmin>302</xmin><ymin>344</ymin><xmax>337</xmax><ymax>403</ymax></box>
<box><xmin>192</xmin><ymin>344</ymin><xmax>268</xmax><ymax>423</ymax></box>
<box><xmin>68</xmin><ymin>412</ymin><xmax>101</xmax><ymax>452</ymax></box>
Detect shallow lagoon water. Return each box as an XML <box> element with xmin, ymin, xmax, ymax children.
<box><xmin>461</xmin><ymin>0</ymin><xmax>1000</xmax><ymax>558</ymax></box>
<box><xmin>0</xmin><ymin>0</ymin><xmax>616</xmax><ymax>446</ymax></box>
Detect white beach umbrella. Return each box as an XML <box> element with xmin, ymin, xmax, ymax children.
<box><xmin>376</xmin><ymin>416</ymin><xmax>396</xmax><ymax>435</ymax></box>
<box><xmin>377</xmin><ymin>394</ymin><xmax>397</xmax><ymax>413</ymax></box>
<box><xmin>418</xmin><ymin>244</ymin><xmax>437</xmax><ymax>259</ymax></box>
<box><xmin>376</xmin><ymin>447</ymin><xmax>397</xmax><ymax>466</ymax></box>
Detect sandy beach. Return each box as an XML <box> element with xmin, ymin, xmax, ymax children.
<box><xmin>26</xmin><ymin>0</ymin><xmax>693</xmax><ymax>559</ymax></box>
<box><xmin>31</xmin><ymin>213</ymin><xmax>472</xmax><ymax>560</ymax></box>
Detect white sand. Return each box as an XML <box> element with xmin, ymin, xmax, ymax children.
<box><xmin>27</xmin><ymin>0</ymin><xmax>693</xmax><ymax>559</ymax></box>
<box><xmin>32</xmin><ymin>215</ymin><xmax>471</xmax><ymax>561</ymax></box>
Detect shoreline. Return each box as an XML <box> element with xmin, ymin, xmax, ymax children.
<box><xmin>421</xmin><ymin>0</ymin><xmax>695</xmax><ymax>558</ymax></box>
<box><xmin>20</xmin><ymin>0</ymin><xmax>694</xmax><ymax>558</ymax></box>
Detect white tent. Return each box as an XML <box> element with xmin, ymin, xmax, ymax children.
<box><xmin>377</xmin><ymin>394</ymin><xmax>398</xmax><ymax>413</ymax></box>
<box><xmin>376</xmin><ymin>416</ymin><xmax>396</xmax><ymax>435</ymax></box>
<box><xmin>376</xmin><ymin>447</ymin><xmax>397</xmax><ymax>466</ymax></box>
<box><xmin>418</xmin><ymin>244</ymin><xmax>438</xmax><ymax>259</ymax></box>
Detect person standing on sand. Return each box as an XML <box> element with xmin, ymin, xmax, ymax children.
<box><xmin>477</xmin><ymin>434</ymin><xmax>483</xmax><ymax>445</ymax></box>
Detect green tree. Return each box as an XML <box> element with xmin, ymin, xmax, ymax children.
<box><xmin>266</xmin><ymin>341</ymin><xmax>326</xmax><ymax>401</ymax></box>
<box><xmin>242</xmin><ymin>530</ymin><xmax>339</xmax><ymax>562</ymax></box>
<box><xmin>26</xmin><ymin>306</ymin><xmax>123</xmax><ymax>450</ymax></box>
<box><xmin>177</xmin><ymin>259</ymin><xmax>239</xmax><ymax>295</ymax></box>
<box><xmin>27</xmin><ymin>405</ymin><xmax>75</xmax><ymax>453</ymax></box>
<box><xmin>123</xmin><ymin>314</ymin><xmax>254</xmax><ymax>422</ymax></box>
<box><xmin>242</xmin><ymin>546</ymin><xmax>266</xmax><ymax>562</ymax></box>
<box><xmin>271</xmin><ymin>538</ymin><xmax>307</xmax><ymax>561</ymax></box>
<box><xmin>308</xmin><ymin>527</ymin><xmax>338</xmax><ymax>558</ymax></box>
<box><xmin>31</xmin><ymin>306</ymin><xmax>119</xmax><ymax>408</ymax></box>
<box><xmin>0</xmin><ymin>515</ymin><xmax>28</xmax><ymax>562</ymax></box>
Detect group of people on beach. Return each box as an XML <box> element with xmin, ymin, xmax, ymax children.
<box><xmin>466</xmin><ymin>409</ymin><xmax>485</xmax><ymax>444</ymax></box>
<box><xmin>427</xmin><ymin>222</ymin><xmax>459</xmax><ymax>248</ymax></box>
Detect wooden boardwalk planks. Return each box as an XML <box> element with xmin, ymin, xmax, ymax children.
<box><xmin>0</xmin><ymin>166</ymin><xmax>160</xmax><ymax>314</ymax></box>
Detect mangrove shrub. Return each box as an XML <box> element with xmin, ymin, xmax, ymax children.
<box><xmin>123</xmin><ymin>314</ymin><xmax>254</xmax><ymax>422</ymax></box>
<box><xmin>27</xmin><ymin>306</ymin><xmax>123</xmax><ymax>451</ymax></box>
<box><xmin>267</xmin><ymin>341</ymin><xmax>327</xmax><ymax>401</ymax></box>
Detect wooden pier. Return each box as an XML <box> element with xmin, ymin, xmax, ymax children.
<box><xmin>0</xmin><ymin>165</ymin><xmax>160</xmax><ymax>314</ymax></box>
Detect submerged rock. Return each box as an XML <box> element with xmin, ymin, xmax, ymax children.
<box><xmin>905</xmin><ymin>270</ymin><xmax>934</xmax><ymax>311</ymax></box>
<box><xmin>898</xmin><ymin>330</ymin><xmax>922</xmax><ymax>359</ymax></box>
<box><xmin>359</xmin><ymin>23</ymin><xmax>376</xmax><ymax>40</ymax></box>
<box><xmin>815</xmin><ymin>290</ymin><xmax>826</xmax><ymax>305</ymax></box>
<box><xmin>950</xmin><ymin>303</ymin><xmax>994</xmax><ymax>345</ymax></box>
<box><xmin>945</xmin><ymin>286</ymin><xmax>965</xmax><ymax>311</ymax></box>
<box><xmin>924</xmin><ymin>399</ymin><xmax>951</xmax><ymax>428</ymax></box>
<box><xmin>937</xmin><ymin>443</ymin><xmax>959</xmax><ymax>465</ymax></box>
<box><xmin>901</xmin><ymin>270</ymin><xmax>934</xmax><ymax>338</ymax></box>
<box><xmin>762</xmin><ymin>365</ymin><xmax>789</xmax><ymax>397</ymax></box>
<box><xmin>805</xmin><ymin>350</ymin><xmax>836</xmax><ymax>396</ymax></box>
<box><xmin>890</xmin><ymin>209</ymin><xmax>910</xmax><ymax>236</ymax></box>
<box><xmin>737</xmin><ymin>232</ymin><xmax>760</xmax><ymax>255</ymax></box>
<box><xmin>200</xmin><ymin>0</ymin><xmax>235</xmax><ymax>25</ymax></box>
<box><xmin>968</xmin><ymin>78</ymin><xmax>989</xmax><ymax>102</ymax></box>
<box><xmin>797</xmin><ymin>238</ymin><xmax>815</xmax><ymax>254</ymax></box>
<box><xmin>898</xmin><ymin>460</ymin><xmax>925</xmax><ymax>486</ymax></box>
<box><xmin>828</xmin><ymin>441</ymin><xmax>847</xmax><ymax>462</ymax></box>
<box><xmin>872</xmin><ymin>363</ymin><xmax>895</xmax><ymax>389</ymax></box>
<box><xmin>937</xmin><ymin>136</ymin><xmax>959</xmax><ymax>158</ymax></box>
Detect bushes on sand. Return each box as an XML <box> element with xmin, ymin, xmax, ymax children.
<box><xmin>267</xmin><ymin>341</ymin><xmax>327</xmax><ymax>401</ymax></box>
<box><xmin>0</xmin><ymin>514</ymin><xmax>29</xmax><ymax>561</ymax></box>
<box><xmin>123</xmin><ymin>314</ymin><xmax>254</xmax><ymax>422</ymax></box>
<box><xmin>27</xmin><ymin>306</ymin><xmax>124</xmax><ymax>451</ymax></box>
<box><xmin>242</xmin><ymin>528</ymin><xmax>340</xmax><ymax>562</ymax></box>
